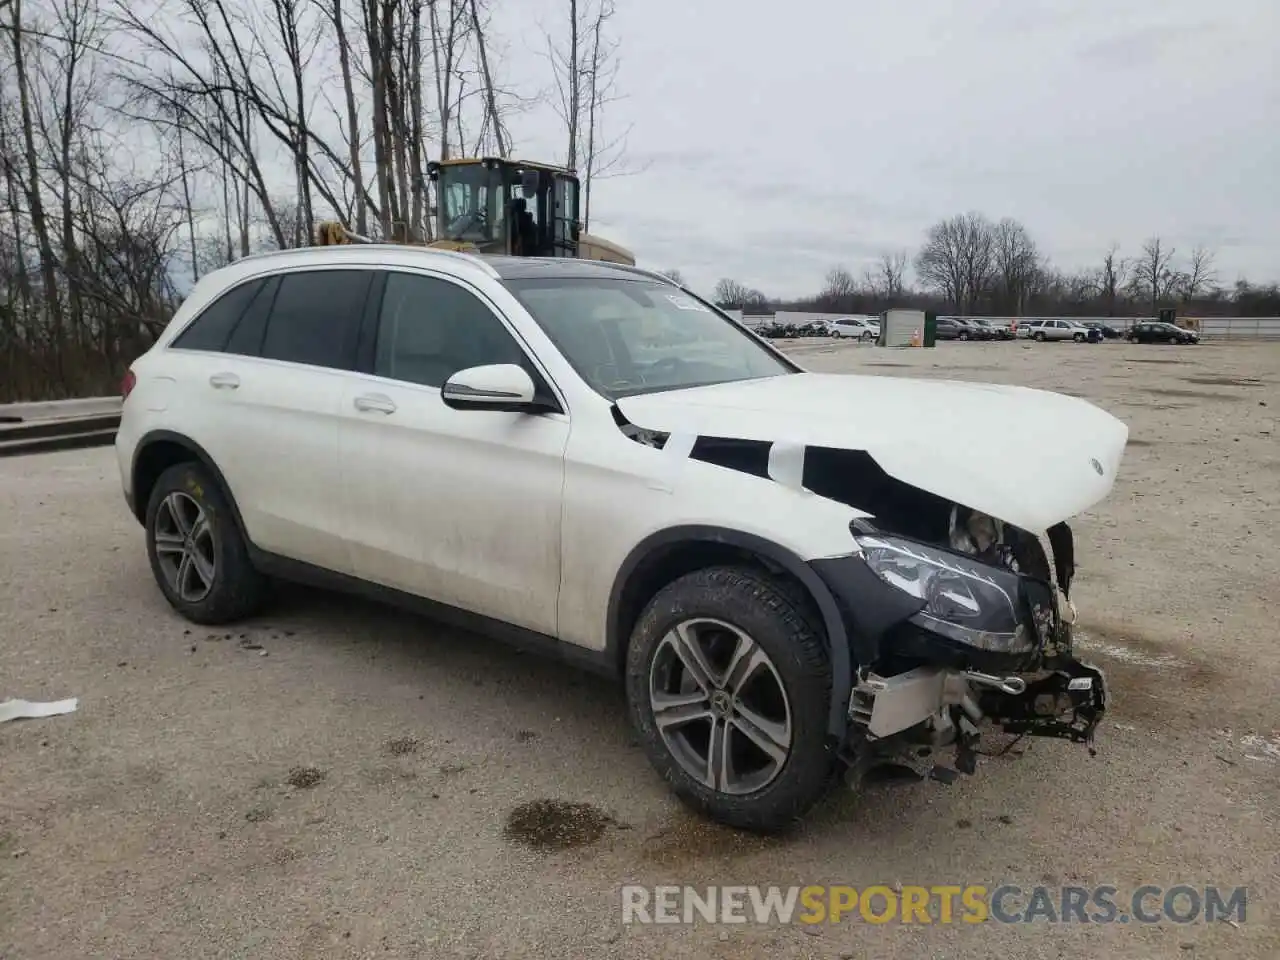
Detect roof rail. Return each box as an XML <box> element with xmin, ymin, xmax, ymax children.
<box><xmin>573</xmin><ymin>259</ymin><xmax>676</xmax><ymax>285</ymax></box>
<box><xmin>231</xmin><ymin>241</ymin><xmax>501</xmax><ymax>279</ymax></box>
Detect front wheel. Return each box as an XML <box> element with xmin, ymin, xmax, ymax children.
<box><xmin>1034</xmin><ymin>331</ymin><xmax>1047</xmax><ymax>342</ymax></box>
<box><xmin>625</xmin><ymin>567</ymin><xmax>836</xmax><ymax>833</ymax></box>
<box><xmin>1073</xmin><ymin>332</ymin><xmax>1086</xmax><ymax>343</ymax></box>
<box><xmin>860</xmin><ymin>332</ymin><xmax>873</xmax><ymax>342</ymax></box>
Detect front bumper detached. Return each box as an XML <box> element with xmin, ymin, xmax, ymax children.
<box><xmin>845</xmin><ymin>657</ymin><xmax>1107</xmax><ymax>781</ymax></box>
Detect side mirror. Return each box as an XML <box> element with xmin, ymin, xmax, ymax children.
<box><xmin>441</xmin><ymin>363</ymin><xmax>547</xmax><ymax>413</ymax></box>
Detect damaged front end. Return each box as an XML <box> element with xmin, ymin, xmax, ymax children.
<box><xmin>609</xmin><ymin>377</ymin><xmax>1126</xmax><ymax>788</ymax></box>
<box><xmin>821</xmin><ymin>503</ymin><xmax>1107</xmax><ymax>785</ymax></box>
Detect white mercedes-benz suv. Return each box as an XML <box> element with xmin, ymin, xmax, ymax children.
<box><xmin>115</xmin><ymin>245</ymin><xmax>1127</xmax><ymax>832</ymax></box>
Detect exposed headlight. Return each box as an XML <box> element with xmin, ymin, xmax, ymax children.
<box><xmin>855</xmin><ymin>534</ymin><xmax>1034</xmax><ymax>654</ymax></box>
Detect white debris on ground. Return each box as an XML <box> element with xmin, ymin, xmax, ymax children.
<box><xmin>1238</xmin><ymin>733</ymin><xmax>1280</xmax><ymax>764</ymax></box>
<box><xmin>0</xmin><ymin>697</ymin><xmax>78</xmax><ymax>724</ymax></box>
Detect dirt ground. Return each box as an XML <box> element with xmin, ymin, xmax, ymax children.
<box><xmin>2</xmin><ymin>339</ymin><xmax>1278</xmax><ymax>960</ymax></box>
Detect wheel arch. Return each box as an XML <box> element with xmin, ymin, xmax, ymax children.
<box><xmin>606</xmin><ymin>525</ymin><xmax>853</xmax><ymax>738</ymax></box>
<box><xmin>131</xmin><ymin>430</ymin><xmax>249</xmax><ymax>541</ymax></box>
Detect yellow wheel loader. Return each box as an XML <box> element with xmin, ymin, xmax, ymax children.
<box><xmin>315</xmin><ymin>157</ymin><xmax>635</xmax><ymax>266</ymax></box>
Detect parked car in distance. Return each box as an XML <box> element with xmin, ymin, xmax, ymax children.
<box><xmin>830</xmin><ymin>317</ymin><xmax>880</xmax><ymax>341</ymax></box>
<box><xmin>934</xmin><ymin>318</ymin><xmax>964</xmax><ymax>340</ymax></box>
<box><xmin>1081</xmin><ymin>321</ymin><xmax>1121</xmax><ymax>340</ymax></box>
<box><xmin>936</xmin><ymin>318</ymin><xmax>987</xmax><ymax>341</ymax></box>
<box><xmin>1018</xmin><ymin>319</ymin><xmax>1095</xmax><ymax>343</ymax></box>
<box><xmin>1126</xmin><ymin>321</ymin><xmax>1200</xmax><ymax>345</ymax></box>
<box><xmin>971</xmin><ymin>319</ymin><xmax>1014</xmax><ymax>340</ymax></box>
<box><xmin>115</xmin><ymin>247</ymin><xmax>1126</xmax><ymax>832</ymax></box>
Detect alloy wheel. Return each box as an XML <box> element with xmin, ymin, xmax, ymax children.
<box><xmin>153</xmin><ymin>491</ymin><xmax>216</xmax><ymax>603</ymax></box>
<box><xmin>649</xmin><ymin>618</ymin><xmax>793</xmax><ymax>796</ymax></box>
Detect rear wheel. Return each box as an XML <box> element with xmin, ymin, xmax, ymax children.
<box><xmin>625</xmin><ymin>567</ymin><xmax>836</xmax><ymax>832</ymax></box>
<box><xmin>1034</xmin><ymin>331</ymin><xmax>1046</xmax><ymax>342</ymax></box>
<box><xmin>145</xmin><ymin>462</ymin><xmax>267</xmax><ymax>625</ymax></box>
<box><xmin>1073</xmin><ymin>332</ymin><xmax>1085</xmax><ymax>343</ymax></box>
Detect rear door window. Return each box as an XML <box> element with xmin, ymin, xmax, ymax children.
<box><xmin>259</xmin><ymin>270</ymin><xmax>373</xmax><ymax>370</ymax></box>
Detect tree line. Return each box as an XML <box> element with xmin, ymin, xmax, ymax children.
<box><xmin>700</xmin><ymin>212</ymin><xmax>1280</xmax><ymax>319</ymax></box>
<box><xmin>1</xmin><ymin>0</ymin><xmax>627</xmax><ymax>402</ymax></box>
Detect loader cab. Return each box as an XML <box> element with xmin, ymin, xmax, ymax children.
<box><xmin>427</xmin><ymin>157</ymin><xmax>581</xmax><ymax>259</ymax></box>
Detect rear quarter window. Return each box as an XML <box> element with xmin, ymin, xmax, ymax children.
<box><xmin>170</xmin><ymin>279</ymin><xmax>266</xmax><ymax>352</ymax></box>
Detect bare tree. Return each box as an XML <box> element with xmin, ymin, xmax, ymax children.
<box><xmin>544</xmin><ymin>0</ymin><xmax>630</xmax><ymax>229</ymax></box>
<box><xmin>872</xmin><ymin>250</ymin><xmax>908</xmax><ymax>299</ymax></box>
<box><xmin>822</xmin><ymin>266</ymin><xmax>857</xmax><ymax>299</ymax></box>
<box><xmin>992</xmin><ymin>218</ymin><xmax>1039</xmax><ymax>316</ymax></box>
<box><xmin>915</xmin><ymin>212</ymin><xmax>996</xmax><ymax>315</ymax></box>
<box><xmin>468</xmin><ymin>0</ymin><xmax>507</xmax><ymax>158</ymax></box>
<box><xmin>817</xmin><ymin>265</ymin><xmax>857</xmax><ymax>311</ymax></box>
<box><xmin>426</xmin><ymin>0</ymin><xmax>467</xmax><ymax>162</ymax></box>
<box><xmin>1097</xmin><ymin>244</ymin><xmax>1128</xmax><ymax>317</ymax></box>
<box><xmin>1182</xmin><ymin>245</ymin><xmax>1218</xmax><ymax>302</ymax></box>
<box><xmin>8</xmin><ymin>0</ymin><xmax>65</xmax><ymax>363</ymax></box>
<box><xmin>659</xmin><ymin>267</ymin><xmax>685</xmax><ymax>285</ymax></box>
<box><xmin>315</xmin><ymin>0</ymin><xmax>367</xmax><ymax>234</ymax></box>
<box><xmin>1131</xmin><ymin>236</ymin><xmax>1179</xmax><ymax>314</ymax></box>
<box><xmin>713</xmin><ymin>278</ymin><xmax>768</xmax><ymax>311</ymax></box>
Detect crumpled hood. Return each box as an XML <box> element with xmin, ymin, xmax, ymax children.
<box><xmin>616</xmin><ymin>372</ymin><xmax>1128</xmax><ymax>532</ymax></box>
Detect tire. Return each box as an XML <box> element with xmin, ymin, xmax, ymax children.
<box><xmin>144</xmin><ymin>461</ymin><xmax>267</xmax><ymax>625</ymax></box>
<box><xmin>1073</xmin><ymin>333</ymin><xmax>1085</xmax><ymax>343</ymax></box>
<box><xmin>958</xmin><ymin>332</ymin><xmax>969</xmax><ymax>341</ymax></box>
<box><xmin>1033</xmin><ymin>331</ymin><xmax>1046</xmax><ymax>342</ymax></box>
<box><xmin>860</xmin><ymin>332</ymin><xmax>872</xmax><ymax>342</ymax></box>
<box><xmin>625</xmin><ymin>566</ymin><xmax>836</xmax><ymax>832</ymax></box>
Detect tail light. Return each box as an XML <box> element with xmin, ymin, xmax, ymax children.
<box><xmin>122</xmin><ymin>369</ymin><xmax>137</xmax><ymax>400</ymax></box>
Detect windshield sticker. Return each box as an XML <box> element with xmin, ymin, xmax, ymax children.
<box><xmin>666</xmin><ymin>294</ymin><xmax>710</xmax><ymax>312</ymax></box>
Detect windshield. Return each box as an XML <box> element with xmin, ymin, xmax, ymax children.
<box><xmin>503</xmin><ymin>277</ymin><xmax>798</xmax><ymax>399</ymax></box>
<box><xmin>439</xmin><ymin>164</ymin><xmax>501</xmax><ymax>243</ymax></box>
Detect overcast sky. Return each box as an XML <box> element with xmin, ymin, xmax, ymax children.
<box><xmin>499</xmin><ymin>0</ymin><xmax>1278</xmax><ymax>298</ymax></box>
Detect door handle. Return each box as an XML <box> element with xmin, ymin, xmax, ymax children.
<box><xmin>209</xmin><ymin>372</ymin><xmax>240</xmax><ymax>389</ymax></box>
<box><xmin>354</xmin><ymin>393</ymin><xmax>397</xmax><ymax>414</ymax></box>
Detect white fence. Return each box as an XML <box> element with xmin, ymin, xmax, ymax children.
<box><xmin>737</xmin><ymin>311</ymin><xmax>1280</xmax><ymax>340</ymax></box>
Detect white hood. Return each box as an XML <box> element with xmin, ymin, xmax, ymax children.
<box><xmin>616</xmin><ymin>372</ymin><xmax>1128</xmax><ymax>533</ymax></box>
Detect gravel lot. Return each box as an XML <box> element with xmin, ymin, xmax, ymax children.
<box><xmin>2</xmin><ymin>339</ymin><xmax>1278</xmax><ymax>959</ymax></box>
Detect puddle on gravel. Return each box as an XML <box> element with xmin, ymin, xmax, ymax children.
<box><xmin>384</xmin><ymin>736</ymin><xmax>420</xmax><ymax>756</ymax></box>
<box><xmin>639</xmin><ymin>812</ymin><xmax>785</xmax><ymax>867</ymax></box>
<box><xmin>503</xmin><ymin>799</ymin><xmax>619</xmax><ymax>851</ymax></box>
<box><xmin>286</xmin><ymin>766</ymin><xmax>326</xmax><ymax>789</ymax></box>
<box><xmin>1125</xmin><ymin>439</ymin><xmax>1156</xmax><ymax>447</ymax></box>
<box><xmin>1146</xmin><ymin>387</ymin><xmax>1243</xmax><ymax>402</ymax></box>
<box><xmin>1074</xmin><ymin>623</ymin><xmax>1222</xmax><ymax>730</ymax></box>
<box><xmin>1182</xmin><ymin>376</ymin><xmax>1265</xmax><ymax>387</ymax></box>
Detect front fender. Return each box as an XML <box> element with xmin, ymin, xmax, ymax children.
<box><xmin>606</xmin><ymin>525</ymin><xmax>856</xmax><ymax>739</ymax></box>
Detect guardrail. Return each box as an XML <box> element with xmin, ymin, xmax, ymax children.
<box><xmin>0</xmin><ymin>397</ymin><xmax>121</xmax><ymax>459</ymax></box>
